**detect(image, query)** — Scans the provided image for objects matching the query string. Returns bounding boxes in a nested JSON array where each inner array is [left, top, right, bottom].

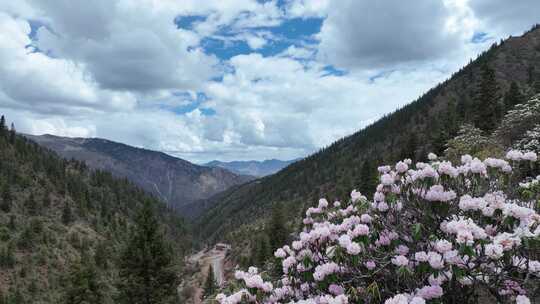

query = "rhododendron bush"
[[217, 152, 540, 304]]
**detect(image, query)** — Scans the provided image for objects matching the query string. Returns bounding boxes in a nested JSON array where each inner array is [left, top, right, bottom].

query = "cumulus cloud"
[[0, 12, 137, 115], [0, 0, 539, 163], [316, 0, 470, 70], [468, 0, 540, 37], [200, 53, 453, 157], [29, 0, 217, 91]]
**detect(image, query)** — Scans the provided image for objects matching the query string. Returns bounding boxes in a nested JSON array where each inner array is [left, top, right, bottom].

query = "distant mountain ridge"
[[25, 134, 252, 214], [204, 159, 299, 176]]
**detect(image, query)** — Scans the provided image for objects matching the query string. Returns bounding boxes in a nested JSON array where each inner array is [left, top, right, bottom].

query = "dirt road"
[[182, 244, 230, 304]]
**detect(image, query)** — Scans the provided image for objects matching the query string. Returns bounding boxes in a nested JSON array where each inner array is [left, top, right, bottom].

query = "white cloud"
[[316, 0, 470, 70], [468, 0, 540, 37], [199, 53, 454, 159], [28, 0, 217, 91], [0, 0, 539, 164], [0, 12, 137, 115]]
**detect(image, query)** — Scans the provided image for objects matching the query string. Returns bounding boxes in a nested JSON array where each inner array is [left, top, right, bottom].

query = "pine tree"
[[94, 241, 109, 269], [63, 261, 104, 304], [9, 123, 15, 145], [254, 234, 271, 267], [202, 265, 217, 298], [25, 194, 38, 216], [473, 65, 500, 131], [359, 160, 377, 197], [9, 287, 24, 304], [62, 203, 72, 225], [8, 215, 16, 230], [0, 243, 15, 268], [398, 133, 418, 162], [267, 203, 288, 252], [0, 186, 12, 213], [0, 115, 5, 134], [116, 200, 178, 304], [503, 81, 524, 111]]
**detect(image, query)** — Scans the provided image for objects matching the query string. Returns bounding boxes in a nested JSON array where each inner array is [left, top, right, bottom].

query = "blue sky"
[[1, 0, 539, 162]]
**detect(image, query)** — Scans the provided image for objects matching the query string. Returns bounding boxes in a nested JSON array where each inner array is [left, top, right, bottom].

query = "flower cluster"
[[217, 151, 540, 304]]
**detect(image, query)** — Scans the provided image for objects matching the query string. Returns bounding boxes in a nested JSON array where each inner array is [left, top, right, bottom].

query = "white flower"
[[384, 294, 409, 304], [346, 242, 361, 255], [506, 150, 524, 161], [318, 198, 329, 208], [391, 255, 409, 267], [396, 161, 409, 173], [415, 251, 428, 262], [461, 154, 473, 164], [516, 295, 531, 304], [523, 151, 537, 162], [274, 248, 287, 258], [485, 243, 504, 259], [381, 174, 394, 185]]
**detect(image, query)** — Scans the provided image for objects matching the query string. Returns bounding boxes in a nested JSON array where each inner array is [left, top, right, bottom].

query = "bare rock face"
[[25, 134, 252, 215]]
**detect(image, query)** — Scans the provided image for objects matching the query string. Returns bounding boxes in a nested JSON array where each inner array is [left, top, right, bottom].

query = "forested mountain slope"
[[25, 134, 252, 214], [0, 121, 190, 303], [197, 25, 540, 244]]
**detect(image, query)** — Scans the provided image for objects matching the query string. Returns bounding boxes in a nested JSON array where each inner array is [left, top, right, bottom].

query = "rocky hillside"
[[0, 119, 190, 303], [25, 134, 252, 215], [196, 25, 540, 243], [204, 159, 299, 177]]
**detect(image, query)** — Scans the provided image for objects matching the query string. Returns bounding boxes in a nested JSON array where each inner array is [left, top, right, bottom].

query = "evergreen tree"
[[202, 265, 217, 298], [42, 193, 51, 208], [401, 134, 418, 161], [0, 115, 5, 134], [9, 123, 15, 145], [253, 234, 271, 267], [0, 243, 15, 268], [94, 241, 108, 269], [25, 194, 38, 216], [534, 74, 540, 94], [473, 65, 500, 131], [116, 200, 178, 304], [359, 160, 377, 197], [267, 203, 288, 252], [8, 215, 16, 230], [8, 288, 24, 304], [63, 261, 104, 304], [503, 81, 524, 111], [62, 203, 72, 225], [1, 186, 12, 213]]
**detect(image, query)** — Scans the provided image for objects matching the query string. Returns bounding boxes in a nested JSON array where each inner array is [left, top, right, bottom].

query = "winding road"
[[184, 244, 230, 304]]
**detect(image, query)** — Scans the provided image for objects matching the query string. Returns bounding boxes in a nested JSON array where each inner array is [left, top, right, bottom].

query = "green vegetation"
[[196, 25, 540, 264], [203, 265, 217, 299], [0, 117, 190, 303], [116, 200, 179, 304]]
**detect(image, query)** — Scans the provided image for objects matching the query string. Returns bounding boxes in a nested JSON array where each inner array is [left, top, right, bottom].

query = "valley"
[[1, 2, 540, 303], [25, 134, 253, 215]]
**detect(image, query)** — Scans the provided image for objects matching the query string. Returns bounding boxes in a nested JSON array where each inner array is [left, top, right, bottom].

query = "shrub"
[[217, 151, 540, 304]]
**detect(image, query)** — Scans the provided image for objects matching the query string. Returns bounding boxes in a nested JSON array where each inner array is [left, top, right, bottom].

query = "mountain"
[[203, 159, 299, 177], [24, 134, 252, 215], [0, 122, 189, 303], [196, 25, 540, 244]]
